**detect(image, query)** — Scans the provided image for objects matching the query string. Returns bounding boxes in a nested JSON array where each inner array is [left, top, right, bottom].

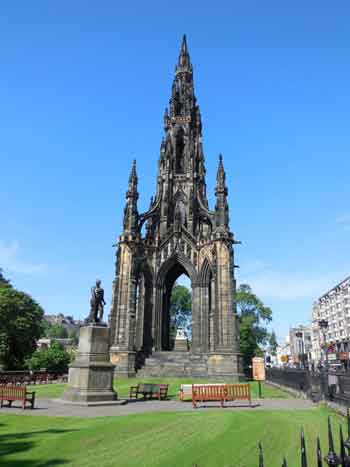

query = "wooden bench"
[[0, 385, 35, 410], [179, 383, 225, 401], [192, 383, 251, 408], [129, 383, 169, 400]]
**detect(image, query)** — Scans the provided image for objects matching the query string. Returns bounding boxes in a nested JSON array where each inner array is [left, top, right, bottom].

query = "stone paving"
[[0, 398, 315, 418]]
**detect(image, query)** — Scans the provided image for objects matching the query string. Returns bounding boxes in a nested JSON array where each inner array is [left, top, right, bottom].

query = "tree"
[[25, 340, 71, 373], [0, 276, 44, 369], [269, 330, 278, 356], [68, 328, 79, 346], [0, 268, 10, 286], [236, 284, 272, 371], [169, 284, 192, 346], [47, 323, 69, 339]]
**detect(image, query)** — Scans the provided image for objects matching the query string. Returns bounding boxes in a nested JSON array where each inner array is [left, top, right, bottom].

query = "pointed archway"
[[154, 252, 198, 351]]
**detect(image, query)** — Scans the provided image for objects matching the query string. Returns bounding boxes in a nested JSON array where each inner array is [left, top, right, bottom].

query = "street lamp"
[[319, 319, 329, 369], [295, 331, 305, 369]]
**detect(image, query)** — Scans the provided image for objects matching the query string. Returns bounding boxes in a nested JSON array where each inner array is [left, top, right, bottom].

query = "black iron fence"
[[266, 368, 350, 405], [259, 412, 350, 466]]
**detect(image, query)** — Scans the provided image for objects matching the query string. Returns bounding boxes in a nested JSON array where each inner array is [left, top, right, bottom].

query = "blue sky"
[[1, 2, 349, 341]]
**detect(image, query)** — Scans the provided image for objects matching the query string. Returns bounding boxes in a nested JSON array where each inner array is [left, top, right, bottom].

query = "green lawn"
[[0, 406, 344, 467], [28, 378, 288, 400]]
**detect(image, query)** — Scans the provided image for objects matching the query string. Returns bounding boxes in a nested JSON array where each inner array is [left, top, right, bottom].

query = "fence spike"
[[259, 442, 264, 467], [324, 417, 341, 466], [340, 424, 350, 467], [340, 425, 346, 467], [317, 436, 323, 467], [301, 428, 308, 467], [345, 408, 350, 454], [281, 456, 287, 467]]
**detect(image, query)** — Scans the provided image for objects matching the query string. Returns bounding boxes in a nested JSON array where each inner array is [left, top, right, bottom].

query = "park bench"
[[129, 383, 169, 400], [192, 383, 251, 408], [179, 383, 225, 401], [0, 385, 35, 410]]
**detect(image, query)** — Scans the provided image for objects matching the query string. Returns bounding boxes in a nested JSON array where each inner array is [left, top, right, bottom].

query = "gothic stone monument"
[[62, 281, 117, 405], [109, 36, 242, 380]]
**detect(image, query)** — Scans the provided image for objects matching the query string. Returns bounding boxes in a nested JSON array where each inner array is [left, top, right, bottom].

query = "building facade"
[[108, 36, 242, 379], [289, 325, 312, 367], [311, 276, 350, 366]]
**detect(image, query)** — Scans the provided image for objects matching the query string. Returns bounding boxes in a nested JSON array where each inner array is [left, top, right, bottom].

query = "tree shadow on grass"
[[0, 426, 78, 467]]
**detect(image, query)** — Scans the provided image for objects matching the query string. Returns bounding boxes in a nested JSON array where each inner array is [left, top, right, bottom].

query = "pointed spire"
[[215, 154, 228, 195], [301, 428, 308, 467], [123, 159, 139, 234], [215, 154, 229, 229], [128, 159, 138, 191], [325, 417, 340, 466], [258, 442, 264, 467], [177, 34, 191, 70], [317, 437, 323, 467], [340, 425, 346, 467], [345, 408, 350, 454]]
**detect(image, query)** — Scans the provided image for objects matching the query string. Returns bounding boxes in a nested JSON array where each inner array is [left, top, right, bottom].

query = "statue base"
[[61, 324, 118, 405], [174, 338, 188, 352]]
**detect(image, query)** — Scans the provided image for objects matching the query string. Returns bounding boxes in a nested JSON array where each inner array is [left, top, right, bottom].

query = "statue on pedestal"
[[88, 279, 106, 324]]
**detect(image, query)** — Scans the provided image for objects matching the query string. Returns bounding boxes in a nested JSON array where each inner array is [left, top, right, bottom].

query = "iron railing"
[[259, 410, 350, 466]]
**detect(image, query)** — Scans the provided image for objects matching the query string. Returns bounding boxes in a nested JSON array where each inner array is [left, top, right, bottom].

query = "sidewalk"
[[0, 397, 315, 418]]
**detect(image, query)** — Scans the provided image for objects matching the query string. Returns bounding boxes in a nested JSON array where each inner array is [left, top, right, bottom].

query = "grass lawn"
[[27, 378, 288, 400], [0, 406, 344, 467]]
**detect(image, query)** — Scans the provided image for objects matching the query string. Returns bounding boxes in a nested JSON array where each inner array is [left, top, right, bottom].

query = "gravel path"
[[0, 398, 315, 418]]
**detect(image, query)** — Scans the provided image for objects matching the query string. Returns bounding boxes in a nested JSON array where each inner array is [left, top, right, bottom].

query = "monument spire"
[[177, 34, 191, 70], [215, 154, 229, 228], [123, 159, 139, 234]]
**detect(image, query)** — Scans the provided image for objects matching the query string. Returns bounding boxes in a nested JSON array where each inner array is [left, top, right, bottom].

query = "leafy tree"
[[68, 328, 79, 346], [0, 268, 10, 286], [0, 278, 44, 369], [236, 284, 272, 371], [169, 284, 192, 346], [47, 323, 69, 339], [269, 330, 278, 356], [40, 318, 52, 338], [26, 340, 71, 373]]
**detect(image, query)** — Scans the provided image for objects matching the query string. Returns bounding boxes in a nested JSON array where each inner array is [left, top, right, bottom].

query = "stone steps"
[[137, 351, 195, 377]]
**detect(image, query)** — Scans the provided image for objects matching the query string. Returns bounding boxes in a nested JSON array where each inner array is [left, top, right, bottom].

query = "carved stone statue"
[[88, 279, 106, 324]]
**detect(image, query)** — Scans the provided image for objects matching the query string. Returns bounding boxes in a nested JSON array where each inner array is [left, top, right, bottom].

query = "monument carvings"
[[109, 36, 242, 379]]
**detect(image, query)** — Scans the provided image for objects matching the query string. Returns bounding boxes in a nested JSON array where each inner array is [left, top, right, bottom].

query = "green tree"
[[68, 328, 79, 346], [26, 340, 71, 373], [269, 330, 278, 356], [0, 268, 10, 286], [0, 275, 44, 369], [40, 318, 52, 338], [236, 284, 272, 371], [169, 284, 192, 346], [47, 323, 69, 339]]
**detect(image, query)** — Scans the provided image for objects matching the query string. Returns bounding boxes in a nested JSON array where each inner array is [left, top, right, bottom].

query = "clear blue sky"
[[1, 2, 349, 341]]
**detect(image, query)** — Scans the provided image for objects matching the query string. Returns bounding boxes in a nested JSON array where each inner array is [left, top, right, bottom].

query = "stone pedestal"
[[207, 352, 244, 381], [62, 324, 117, 405], [174, 338, 188, 352], [173, 328, 188, 352]]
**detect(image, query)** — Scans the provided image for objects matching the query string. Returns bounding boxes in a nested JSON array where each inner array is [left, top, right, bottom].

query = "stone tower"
[[109, 36, 242, 379]]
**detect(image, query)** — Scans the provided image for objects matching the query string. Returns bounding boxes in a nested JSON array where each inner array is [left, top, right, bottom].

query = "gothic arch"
[[199, 257, 213, 286], [156, 251, 198, 288]]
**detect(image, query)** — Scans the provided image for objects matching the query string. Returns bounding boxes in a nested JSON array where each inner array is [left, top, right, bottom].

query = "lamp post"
[[319, 319, 329, 369], [296, 331, 305, 369]]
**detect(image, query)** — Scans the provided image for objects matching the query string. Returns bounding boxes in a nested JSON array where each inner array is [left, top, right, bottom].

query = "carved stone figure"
[[88, 279, 106, 323]]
